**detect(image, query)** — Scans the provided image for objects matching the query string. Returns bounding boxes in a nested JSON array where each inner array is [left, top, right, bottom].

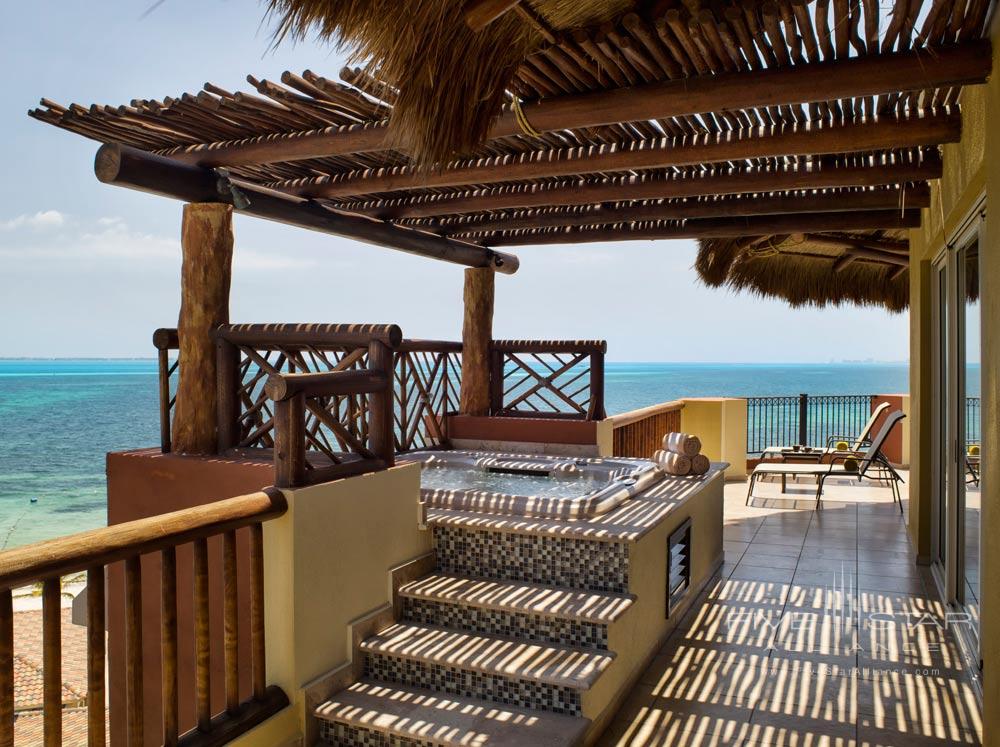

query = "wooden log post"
[[460, 268, 495, 416], [172, 203, 234, 454]]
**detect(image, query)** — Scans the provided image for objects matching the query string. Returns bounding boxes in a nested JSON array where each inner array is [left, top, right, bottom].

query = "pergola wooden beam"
[[438, 186, 929, 235], [464, 0, 522, 30], [833, 247, 910, 271], [485, 209, 922, 245], [286, 113, 960, 198], [162, 41, 991, 168], [93, 144, 519, 274], [375, 155, 942, 219], [801, 232, 910, 255]]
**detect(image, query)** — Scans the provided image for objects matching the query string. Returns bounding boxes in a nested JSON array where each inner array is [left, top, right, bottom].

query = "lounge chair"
[[759, 401, 891, 461], [747, 410, 906, 512]]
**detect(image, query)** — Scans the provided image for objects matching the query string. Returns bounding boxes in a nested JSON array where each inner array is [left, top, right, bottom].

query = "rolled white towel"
[[662, 432, 702, 457], [690, 453, 711, 476], [652, 449, 692, 476]]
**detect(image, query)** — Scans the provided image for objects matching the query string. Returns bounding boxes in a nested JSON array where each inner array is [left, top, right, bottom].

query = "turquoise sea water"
[[0, 359, 911, 548]]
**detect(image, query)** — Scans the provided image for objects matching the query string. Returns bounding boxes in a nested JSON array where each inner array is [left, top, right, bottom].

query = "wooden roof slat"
[[354, 152, 942, 219], [279, 112, 960, 199]]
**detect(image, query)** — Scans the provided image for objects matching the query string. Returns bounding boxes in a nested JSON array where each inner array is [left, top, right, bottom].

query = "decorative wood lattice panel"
[[394, 347, 462, 452]]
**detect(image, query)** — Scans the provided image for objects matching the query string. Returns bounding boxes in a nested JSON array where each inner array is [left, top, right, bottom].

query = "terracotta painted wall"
[[105, 450, 274, 746]]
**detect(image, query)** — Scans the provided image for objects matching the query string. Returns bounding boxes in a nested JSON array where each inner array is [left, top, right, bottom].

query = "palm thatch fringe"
[[695, 238, 910, 312], [265, 0, 630, 165]]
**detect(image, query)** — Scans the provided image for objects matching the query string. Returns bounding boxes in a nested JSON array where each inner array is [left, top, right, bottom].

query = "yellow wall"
[[232, 462, 430, 746], [908, 18, 997, 742], [679, 397, 748, 479]]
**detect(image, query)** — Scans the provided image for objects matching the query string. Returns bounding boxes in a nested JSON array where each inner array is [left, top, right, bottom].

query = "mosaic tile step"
[[399, 574, 635, 625], [360, 623, 614, 692], [433, 526, 629, 594], [316, 679, 589, 747]]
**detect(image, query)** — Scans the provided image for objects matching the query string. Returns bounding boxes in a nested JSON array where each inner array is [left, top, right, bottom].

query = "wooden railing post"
[[588, 349, 606, 420], [0, 589, 11, 747], [368, 340, 395, 466], [273, 393, 306, 488], [489, 346, 503, 415]]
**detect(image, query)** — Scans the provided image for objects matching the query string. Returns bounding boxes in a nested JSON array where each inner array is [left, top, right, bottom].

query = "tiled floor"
[[600, 472, 983, 746]]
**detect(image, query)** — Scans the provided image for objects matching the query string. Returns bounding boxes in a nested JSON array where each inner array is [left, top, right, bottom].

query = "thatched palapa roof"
[[27, 0, 996, 309], [696, 231, 911, 312]]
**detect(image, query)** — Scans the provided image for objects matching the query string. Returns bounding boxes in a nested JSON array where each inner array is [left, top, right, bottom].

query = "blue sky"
[[0, 1, 909, 362]]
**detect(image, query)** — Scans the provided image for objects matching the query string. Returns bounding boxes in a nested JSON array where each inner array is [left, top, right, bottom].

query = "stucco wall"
[[908, 17, 997, 742], [680, 398, 748, 479], [252, 462, 431, 744]]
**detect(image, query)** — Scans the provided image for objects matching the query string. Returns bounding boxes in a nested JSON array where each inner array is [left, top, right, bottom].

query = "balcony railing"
[[0, 489, 289, 746], [746, 394, 876, 454], [608, 400, 685, 458], [155, 328, 607, 461], [489, 340, 606, 420]]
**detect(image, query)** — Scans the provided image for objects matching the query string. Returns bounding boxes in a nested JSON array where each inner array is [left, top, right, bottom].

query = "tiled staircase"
[[314, 514, 637, 746]]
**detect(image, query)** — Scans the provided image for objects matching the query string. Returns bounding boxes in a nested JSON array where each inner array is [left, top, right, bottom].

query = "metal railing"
[[966, 396, 981, 444], [746, 394, 876, 454]]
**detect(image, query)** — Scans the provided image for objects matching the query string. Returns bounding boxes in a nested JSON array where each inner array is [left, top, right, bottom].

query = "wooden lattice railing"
[[395, 340, 462, 452], [0, 489, 288, 746], [489, 340, 606, 420], [609, 400, 686, 458]]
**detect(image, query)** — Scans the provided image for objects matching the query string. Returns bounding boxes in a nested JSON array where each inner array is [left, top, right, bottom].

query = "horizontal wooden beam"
[[442, 186, 929, 235], [833, 247, 910, 271], [485, 209, 922, 245], [801, 232, 910, 255], [464, 0, 522, 30], [288, 113, 959, 198], [377, 156, 942, 219], [93, 144, 519, 274], [162, 41, 990, 168]]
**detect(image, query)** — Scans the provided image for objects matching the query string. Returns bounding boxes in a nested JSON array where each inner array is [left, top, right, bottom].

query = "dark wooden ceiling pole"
[[378, 156, 943, 219], [464, 0, 523, 30], [93, 143, 519, 274], [163, 41, 990, 168], [438, 186, 929, 234], [289, 113, 960, 198], [484, 209, 922, 245]]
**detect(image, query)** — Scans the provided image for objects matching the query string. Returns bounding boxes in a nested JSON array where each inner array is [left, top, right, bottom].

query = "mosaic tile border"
[[365, 652, 582, 716], [433, 526, 629, 594], [402, 598, 608, 649], [320, 720, 434, 747]]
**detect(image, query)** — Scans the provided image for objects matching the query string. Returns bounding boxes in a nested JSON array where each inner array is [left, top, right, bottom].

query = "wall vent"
[[667, 518, 692, 618]]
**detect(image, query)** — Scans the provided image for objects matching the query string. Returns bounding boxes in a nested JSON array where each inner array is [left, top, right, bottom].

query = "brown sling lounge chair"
[[747, 410, 906, 512]]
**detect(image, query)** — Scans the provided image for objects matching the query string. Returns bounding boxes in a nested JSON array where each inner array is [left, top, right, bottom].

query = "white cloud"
[[0, 216, 318, 271], [1, 210, 65, 230]]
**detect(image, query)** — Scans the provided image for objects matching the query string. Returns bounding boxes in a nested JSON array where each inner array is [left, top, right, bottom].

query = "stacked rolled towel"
[[653, 432, 712, 476]]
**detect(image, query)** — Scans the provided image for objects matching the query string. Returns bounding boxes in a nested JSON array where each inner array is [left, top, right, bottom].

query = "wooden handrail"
[[0, 489, 285, 590], [608, 400, 686, 429], [0, 488, 289, 746], [265, 369, 389, 401], [216, 322, 403, 348], [491, 339, 607, 354]]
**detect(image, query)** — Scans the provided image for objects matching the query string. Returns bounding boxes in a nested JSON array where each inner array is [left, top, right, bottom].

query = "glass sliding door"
[[930, 223, 983, 668], [931, 254, 956, 592], [958, 241, 981, 649]]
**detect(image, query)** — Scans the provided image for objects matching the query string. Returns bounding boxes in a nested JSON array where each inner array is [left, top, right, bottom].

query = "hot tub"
[[408, 450, 664, 520]]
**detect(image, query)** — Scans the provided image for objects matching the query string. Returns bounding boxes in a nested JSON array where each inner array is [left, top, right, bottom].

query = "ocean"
[[0, 359, 911, 548]]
